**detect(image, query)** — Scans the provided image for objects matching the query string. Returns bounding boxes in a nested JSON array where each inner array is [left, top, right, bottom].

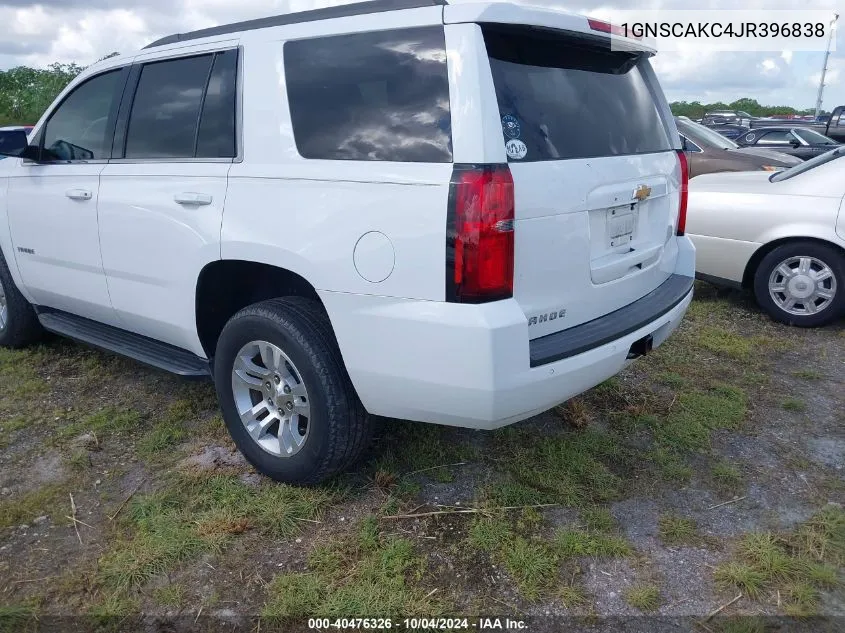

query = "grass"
[[781, 398, 806, 412], [57, 407, 143, 440], [0, 483, 67, 529], [657, 513, 699, 545], [694, 327, 753, 361], [713, 506, 844, 614], [711, 460, 744, 493], [488, 427, 627, 507], [555, 529, 632, 558], [137, 400, 194, 456], [559, 584, 588, 609], [501, 537, 559, 601], [624, 583, 661, 611], [792, 369, 823, 380], [262, 516, 441, 619], [97, 473, 337, 591], [467, 517, 513, 553], [0, 604, 37, 633], [369, 421, 477, 486], [153, 584, 188, 608]]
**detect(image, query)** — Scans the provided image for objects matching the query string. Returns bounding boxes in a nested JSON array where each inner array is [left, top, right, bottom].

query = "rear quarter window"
[[284, 26, 452, 163], [483, 26, 671, 162]]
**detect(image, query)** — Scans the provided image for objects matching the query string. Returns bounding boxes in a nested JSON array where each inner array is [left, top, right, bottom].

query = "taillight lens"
[[446, 165, 515, 303], [676, 149, 689, 236]]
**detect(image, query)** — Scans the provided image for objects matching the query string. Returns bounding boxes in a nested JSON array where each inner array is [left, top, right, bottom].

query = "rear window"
[[483, 26, 671, 162], [284, 26, 452, 163]]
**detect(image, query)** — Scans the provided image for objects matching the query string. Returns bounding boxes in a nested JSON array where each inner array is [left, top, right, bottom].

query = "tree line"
[[0, 54, 117, 126], [0, 60, 828, 126]]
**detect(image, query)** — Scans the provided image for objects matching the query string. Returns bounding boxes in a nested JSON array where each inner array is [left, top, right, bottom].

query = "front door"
[[6, 67, 128, 324]]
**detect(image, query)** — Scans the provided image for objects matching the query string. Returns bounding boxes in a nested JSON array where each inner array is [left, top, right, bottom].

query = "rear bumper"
[[320, 240, 695, 430], [529, 274, 694, 367]]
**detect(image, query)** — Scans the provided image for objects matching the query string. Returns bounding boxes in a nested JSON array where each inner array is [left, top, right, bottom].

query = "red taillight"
[[447, 165, 515, 303], [676, 149, 689, 236]]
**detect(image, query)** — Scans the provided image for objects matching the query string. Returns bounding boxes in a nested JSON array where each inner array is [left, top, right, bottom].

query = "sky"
[[0, 0, 842, 110]]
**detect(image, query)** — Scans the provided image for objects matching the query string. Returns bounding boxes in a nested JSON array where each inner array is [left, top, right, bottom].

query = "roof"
[[144, 0, 447, 49]]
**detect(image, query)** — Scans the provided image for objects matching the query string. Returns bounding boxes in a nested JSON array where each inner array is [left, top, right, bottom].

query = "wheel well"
[[196, 261, 323, 358], [742, 237, 845, 289]]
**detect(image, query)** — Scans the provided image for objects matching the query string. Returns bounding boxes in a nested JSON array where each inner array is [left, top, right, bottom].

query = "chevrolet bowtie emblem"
[[633, 184, 652, 202]]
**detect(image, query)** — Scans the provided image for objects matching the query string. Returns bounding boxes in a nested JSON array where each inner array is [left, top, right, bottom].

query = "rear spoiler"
[[443, 2, 657, 54]]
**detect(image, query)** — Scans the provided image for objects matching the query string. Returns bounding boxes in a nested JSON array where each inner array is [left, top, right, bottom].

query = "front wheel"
[[0, 247, 43, 348], [214, 297, 370, 484], [753, 241, 845, 327]]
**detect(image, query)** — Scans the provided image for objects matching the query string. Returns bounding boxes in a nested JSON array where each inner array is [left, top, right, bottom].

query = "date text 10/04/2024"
[[307, 618, 528, 630]]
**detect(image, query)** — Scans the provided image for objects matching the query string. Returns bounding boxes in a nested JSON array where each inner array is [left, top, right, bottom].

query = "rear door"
[[468, 22, 682, 339], [98, 47, 238, 352]]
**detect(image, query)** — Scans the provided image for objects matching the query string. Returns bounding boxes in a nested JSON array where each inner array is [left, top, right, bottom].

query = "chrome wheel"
[[0, 276, 7, 332], [768, 255, 837, 316], [231, 340, 311, 457]]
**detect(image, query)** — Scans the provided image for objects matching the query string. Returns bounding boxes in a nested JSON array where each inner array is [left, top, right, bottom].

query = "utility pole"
[[815, 13, 839, 119]]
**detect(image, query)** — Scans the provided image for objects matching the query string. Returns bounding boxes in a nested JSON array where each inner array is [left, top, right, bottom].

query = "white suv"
[[0, 0, 694, 483]]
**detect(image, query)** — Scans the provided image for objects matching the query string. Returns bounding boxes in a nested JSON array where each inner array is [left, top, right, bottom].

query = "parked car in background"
[[0, 0, 694, 484], [704, 110, 755, 127], [700, 117, 750, 140], [676, 117, 800, 177], [736, 127, 840, 160], [0, 126, 32, 158], [687, 146, 845, 327], [749, 106, 845, 143]]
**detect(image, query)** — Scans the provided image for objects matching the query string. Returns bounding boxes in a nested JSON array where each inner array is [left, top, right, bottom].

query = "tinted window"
[[676, 119, 737, 150], [757, 131, 794, 145], [43, 70, 121, 161], [196, 50, 238, 158], [284, 27, 452, 162], [794, 128, 837, 145], [125, 55, 213, 158], [484, 26, 671, 162]]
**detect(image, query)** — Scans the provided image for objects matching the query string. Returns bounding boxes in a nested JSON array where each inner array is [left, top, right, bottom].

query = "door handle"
[[65, 189, 92, 201], [174, 192, 213, 206]]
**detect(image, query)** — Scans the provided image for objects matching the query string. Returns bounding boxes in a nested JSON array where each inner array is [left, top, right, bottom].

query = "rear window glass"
[[483, 26, 671, 162], [284, 26, 452, 163]]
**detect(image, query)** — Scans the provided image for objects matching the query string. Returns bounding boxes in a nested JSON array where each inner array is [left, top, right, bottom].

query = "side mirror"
[[789, 138, 801, 148], [0, 131, 43, 162], [679, 136, 689, 151]]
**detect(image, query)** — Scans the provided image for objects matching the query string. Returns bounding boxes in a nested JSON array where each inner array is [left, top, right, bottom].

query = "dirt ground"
[[0, 283, 843, 633]]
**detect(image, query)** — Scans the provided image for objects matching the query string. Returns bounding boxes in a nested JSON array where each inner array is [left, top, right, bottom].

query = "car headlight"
[[761, 165, 781, 171]]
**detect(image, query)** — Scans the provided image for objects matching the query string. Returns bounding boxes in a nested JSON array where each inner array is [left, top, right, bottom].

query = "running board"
[[37, 310, 212, 378]]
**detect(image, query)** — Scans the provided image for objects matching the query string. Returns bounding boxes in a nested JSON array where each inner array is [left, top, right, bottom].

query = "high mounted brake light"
[[587, 18, 642, 40], [446, 165, 515, 303]]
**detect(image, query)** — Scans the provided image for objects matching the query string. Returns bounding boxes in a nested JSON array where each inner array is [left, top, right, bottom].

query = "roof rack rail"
[[143, 0, 448, 49]]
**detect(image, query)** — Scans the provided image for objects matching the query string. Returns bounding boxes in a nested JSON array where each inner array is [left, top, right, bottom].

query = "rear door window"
[[483, 26, 671, 162], [284, 26, 452, 162]]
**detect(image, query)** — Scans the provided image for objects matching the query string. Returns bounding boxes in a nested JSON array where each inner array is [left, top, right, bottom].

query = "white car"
[[687, 146, 845, 327], [0, 0, 694, 483]]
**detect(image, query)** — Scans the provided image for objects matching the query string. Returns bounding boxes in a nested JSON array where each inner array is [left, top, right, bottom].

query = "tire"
[[0, 246, 43, 348], [213, 297, 369, 484], [753, 241, 845, 328]]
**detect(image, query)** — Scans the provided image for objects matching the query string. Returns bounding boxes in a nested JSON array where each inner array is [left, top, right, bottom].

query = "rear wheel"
[[753, 241, 845, 327], [0, 247, 43, 348], [214, 297, 369, 484]]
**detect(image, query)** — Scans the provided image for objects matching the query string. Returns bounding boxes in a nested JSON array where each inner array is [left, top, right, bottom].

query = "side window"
[[284, 27, 452, 162], [42, 70, 122, 161], [125, 55, 213, 158], [196, 50, 238, 158], [757, 131, 792, 145]]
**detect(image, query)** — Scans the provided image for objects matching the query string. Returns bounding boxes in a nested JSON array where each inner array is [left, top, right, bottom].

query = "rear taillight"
[[676, 149, 689, 236], [446, 165, 515, 303]]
